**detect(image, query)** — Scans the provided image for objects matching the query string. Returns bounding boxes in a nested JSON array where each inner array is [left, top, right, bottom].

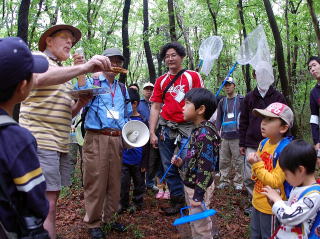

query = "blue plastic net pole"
[[159, 136, 191, 183]]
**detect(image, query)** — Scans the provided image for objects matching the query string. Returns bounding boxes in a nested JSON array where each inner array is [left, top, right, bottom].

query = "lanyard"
[[106, 81, 117, 107], [222, 96, 237, 123]]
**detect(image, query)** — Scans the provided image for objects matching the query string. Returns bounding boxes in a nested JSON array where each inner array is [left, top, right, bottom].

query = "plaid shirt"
[[183, 121, 220, 202]]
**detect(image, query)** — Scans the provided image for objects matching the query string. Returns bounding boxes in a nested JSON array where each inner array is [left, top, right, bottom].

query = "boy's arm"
[[272, 191, 320, 225], [215, 100, 223, 132], [193, 129, 218, 202], [10, 142, 49, 219], [252, 160, 286, 189]]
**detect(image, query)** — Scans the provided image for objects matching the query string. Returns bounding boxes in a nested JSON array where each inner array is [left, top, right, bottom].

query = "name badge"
[[175, 90, 185, 103], [227, 113, 235, 119], [107, 110, 119, 119]]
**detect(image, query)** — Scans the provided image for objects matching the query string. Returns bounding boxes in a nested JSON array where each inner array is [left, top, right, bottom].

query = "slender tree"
[[29, 0, 44, 46], [306, 0, 320, 54], [168, 0, 177, 42], [119, 0, 131, 83], [237, 0, 251, 92], [175, 5, 194, 70], [206, 0, 221, 81], [15, 0, 31, 122], [262, 0, 297, 136], [17, 0, 30, 43], [143, 0, 156, 83]]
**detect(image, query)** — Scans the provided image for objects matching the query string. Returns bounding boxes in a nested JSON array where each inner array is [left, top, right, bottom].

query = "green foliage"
[[1, 0, 319, 138]]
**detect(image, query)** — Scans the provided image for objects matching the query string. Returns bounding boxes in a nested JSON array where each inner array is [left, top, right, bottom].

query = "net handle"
[[215, 62, 238, 97]]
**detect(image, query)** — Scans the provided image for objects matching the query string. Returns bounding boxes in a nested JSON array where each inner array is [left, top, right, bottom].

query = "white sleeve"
[[310, 115, 319, 125], [272, 192, 320, 226]]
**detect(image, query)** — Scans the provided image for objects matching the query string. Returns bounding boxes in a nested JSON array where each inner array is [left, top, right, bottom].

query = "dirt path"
[[56, 178, 250, 239]]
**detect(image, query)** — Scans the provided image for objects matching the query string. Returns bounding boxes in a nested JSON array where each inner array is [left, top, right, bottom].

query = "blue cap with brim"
[[0, 37, 49, 90]]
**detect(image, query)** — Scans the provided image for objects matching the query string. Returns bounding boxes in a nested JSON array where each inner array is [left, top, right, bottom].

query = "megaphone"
[[122, 120, 150, 148]]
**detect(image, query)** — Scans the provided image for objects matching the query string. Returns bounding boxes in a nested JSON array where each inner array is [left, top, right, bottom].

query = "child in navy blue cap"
[[0, 37, 50, 238]]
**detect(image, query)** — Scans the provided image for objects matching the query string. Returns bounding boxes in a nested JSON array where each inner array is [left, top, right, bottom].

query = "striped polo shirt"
[[19, 52, 73, 153]]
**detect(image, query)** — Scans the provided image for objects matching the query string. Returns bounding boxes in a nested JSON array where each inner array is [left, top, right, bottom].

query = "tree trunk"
[[156, 28, 163, 77], [143, 0, 156, 83], [285, 0, 292, 86], [206, 0, 221, 81], [2, 0, 5, 20], [290, 0, 302, 85], [15, 0, 31, 122], [206, 0, 219, 35], [45, 2, 59, 26], [17, 0, 30, 43], [306, 0, 320, 54], [29, 0, 44, 46], [119, 0, 131, 84], [262, 0, 297, 136], [168, 0, 177, 42], [237, 0, 251, 92], [175, 6, 194, 70], [87, 0, 93, 39]]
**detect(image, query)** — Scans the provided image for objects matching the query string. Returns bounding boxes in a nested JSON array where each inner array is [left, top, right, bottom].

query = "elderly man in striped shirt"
[[19, 24, 112, 239]]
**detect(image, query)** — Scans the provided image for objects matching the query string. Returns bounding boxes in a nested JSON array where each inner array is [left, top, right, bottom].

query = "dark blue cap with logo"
[[0, 37, 49, 90]]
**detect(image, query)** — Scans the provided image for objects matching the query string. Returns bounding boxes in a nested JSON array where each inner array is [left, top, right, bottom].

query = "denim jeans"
[[158, 126, 188, 197]]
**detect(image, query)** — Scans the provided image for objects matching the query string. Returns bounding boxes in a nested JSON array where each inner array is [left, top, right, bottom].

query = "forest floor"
[[56, 164, 251, 239]]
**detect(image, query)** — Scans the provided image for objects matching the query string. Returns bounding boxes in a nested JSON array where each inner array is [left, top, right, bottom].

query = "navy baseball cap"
[[0, 37, 49, 90]]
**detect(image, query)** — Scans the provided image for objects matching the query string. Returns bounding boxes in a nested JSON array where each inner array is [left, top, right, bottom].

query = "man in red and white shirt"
[[149, 42, 203, 215]]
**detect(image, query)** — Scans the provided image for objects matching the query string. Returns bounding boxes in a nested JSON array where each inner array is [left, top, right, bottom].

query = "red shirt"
[[150, 70, 203, 123]]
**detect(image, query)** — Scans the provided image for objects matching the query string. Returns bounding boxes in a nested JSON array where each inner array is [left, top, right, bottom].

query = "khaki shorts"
[[38, 148, 73, 191]]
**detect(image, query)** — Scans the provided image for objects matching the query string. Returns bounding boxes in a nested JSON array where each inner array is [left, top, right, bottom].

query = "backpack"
[[259, 136, 293, 198], [77, 79, 129, 137], [0, 115, 49, 238], [297, 185, 320, 239]]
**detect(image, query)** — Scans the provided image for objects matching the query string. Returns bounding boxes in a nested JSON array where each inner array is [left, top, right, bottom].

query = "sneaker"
[[156, 190, 164, 199], [234, 184, 243, 191], [88, 227, 105, 239], [162, 191, 170, 200], [110, 222, 126, 232], [244, 206, 253, 216], [147, 185, 159, 192], [217, 182, 229, 189]]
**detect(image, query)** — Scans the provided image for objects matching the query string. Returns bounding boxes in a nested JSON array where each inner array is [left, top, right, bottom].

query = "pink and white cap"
[[253, 102, 294, 128]]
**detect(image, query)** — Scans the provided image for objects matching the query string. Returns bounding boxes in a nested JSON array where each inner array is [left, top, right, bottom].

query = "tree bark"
[[168, 0, 177, 42], [175, 6, 194, 70], [15, 0, 31, 122], [262, 0, 297, 136], [45, 2, 59, 26], [119, 0, 131, 84], [206, 0, 219, 35], [87, 0, 104, 40], [206, 0, 221, 81], [143, 0, 156, 83], [156, 28, 163, 77], [17, 0, 30, 43], [237, 0, 251, 92], [306, 0, 320, 54], [29, 0, 44, 46]]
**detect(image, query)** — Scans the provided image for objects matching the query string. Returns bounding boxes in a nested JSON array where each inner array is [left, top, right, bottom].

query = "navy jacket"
[[310, 84, 320, 144], [0, 109, 48, 233], [239, 86, 286, 149]]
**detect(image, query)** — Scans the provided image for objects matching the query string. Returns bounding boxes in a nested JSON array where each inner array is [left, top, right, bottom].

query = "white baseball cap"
[[143, 82, 154, 89]]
